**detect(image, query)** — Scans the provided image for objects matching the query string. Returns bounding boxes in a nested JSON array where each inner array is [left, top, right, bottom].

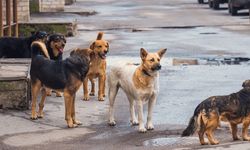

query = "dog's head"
[[140, 48, 167, 74], [89, 32, 109, 59], [48, 34, 66, 54], [30, 31, 48, 43], [242, 80, 250, 89], [70, 48, 94, 63]]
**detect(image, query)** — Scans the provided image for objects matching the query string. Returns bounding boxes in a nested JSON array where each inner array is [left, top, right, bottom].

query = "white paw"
[[146, 123, 154, 130], [108, 120, 116, 126], [130, 120, 139, 126], [139, 127, 147, 133]]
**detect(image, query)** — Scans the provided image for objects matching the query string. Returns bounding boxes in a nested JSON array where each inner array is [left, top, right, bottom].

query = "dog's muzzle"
[[152, 64, 161, 71]]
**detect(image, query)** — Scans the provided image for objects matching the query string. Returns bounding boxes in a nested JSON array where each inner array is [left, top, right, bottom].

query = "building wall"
[[39, 0, 65, 12], [2, 0, 30, 22]]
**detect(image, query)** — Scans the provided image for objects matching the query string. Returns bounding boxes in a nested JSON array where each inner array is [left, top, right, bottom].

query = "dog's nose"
[[62, 43, 65, 47], [156, 64, 161, 70], [104, 50, 108, 54]]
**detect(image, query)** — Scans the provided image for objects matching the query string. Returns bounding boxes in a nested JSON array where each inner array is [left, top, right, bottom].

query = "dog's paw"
[[56, 93, 62, 97], [210, 140, 219, 145], [68, 124, 78, 128], [138, 127, 147, 133], [146, 124, 154, 130], [46, 91, 52, 96], [130, 120, 139, 126], [201, 142, 209, 145], [82, 96, 90, 101], [73, 120, 82, 125], [30, 114, 38, 120], [98, 97, 105, 101], [108, 121, 116, 126], [89, 92, 95, 96], [37, 112, 44, 118], [243, 136, 250, 141]]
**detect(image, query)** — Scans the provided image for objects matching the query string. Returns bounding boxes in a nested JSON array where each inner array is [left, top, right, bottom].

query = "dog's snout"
[[62, 43, 65, 47], [104, 50, 108, 54], [156, 64, 161, 70]]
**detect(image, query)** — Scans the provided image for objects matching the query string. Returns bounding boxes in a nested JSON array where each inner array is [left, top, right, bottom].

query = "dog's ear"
[[140, 48, 148, 61], [90, 42, 95, 50], [157, 48, 167, 58], [242, 80, 250, 88], [107, 42, 109, 51]]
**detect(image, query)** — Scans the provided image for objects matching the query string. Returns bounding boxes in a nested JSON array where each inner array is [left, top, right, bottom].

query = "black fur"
[[30, 42, 89, 90], [0, 31, 47, 58], [182, 86, 250, 137]]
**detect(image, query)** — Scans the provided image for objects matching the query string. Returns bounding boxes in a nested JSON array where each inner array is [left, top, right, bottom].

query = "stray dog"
[[45, 33, 67, 97], [182, 80, 250, 145], [83, 32, 109, 101], [108, 48, 167, 132], [30, 41, 90, 128], [0, 31, 47, 58]]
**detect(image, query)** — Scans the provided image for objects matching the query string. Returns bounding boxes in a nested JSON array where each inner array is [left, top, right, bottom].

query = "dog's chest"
[[88, 59, 106, 76]]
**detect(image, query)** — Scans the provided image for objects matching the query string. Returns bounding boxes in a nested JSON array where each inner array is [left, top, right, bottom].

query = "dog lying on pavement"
[[30, 41, 90, 128], [82, 32, 109, 101], [182, 80, 250, 145], [108, 48, 167, 132]]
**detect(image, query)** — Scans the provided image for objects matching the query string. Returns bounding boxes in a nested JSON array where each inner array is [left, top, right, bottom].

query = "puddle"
[[143, 136, 198, 147]]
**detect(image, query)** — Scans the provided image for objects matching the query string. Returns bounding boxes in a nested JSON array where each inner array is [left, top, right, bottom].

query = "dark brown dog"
[[182, 80, 250, 145], [30, 41, 90, 128], [82, 32, 109, 101]]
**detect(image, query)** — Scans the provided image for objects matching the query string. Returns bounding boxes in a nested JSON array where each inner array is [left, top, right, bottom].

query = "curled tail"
[[96, 32, 104, 40], [31, 41, 50, 59]]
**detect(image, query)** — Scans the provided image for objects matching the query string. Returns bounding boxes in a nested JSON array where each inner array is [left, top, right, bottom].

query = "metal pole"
[[6, 0, 11, 36], [0, 0, 3, 37], [13, 0, 18, 37]]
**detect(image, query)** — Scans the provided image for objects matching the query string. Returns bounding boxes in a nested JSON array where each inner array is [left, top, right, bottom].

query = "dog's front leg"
[[146, 94, 156, 130], [71, 94, 82, 126], [83, 78, 89, 101], [98, 74, 105, 101], [64, 91, 76, 128], [242, 117, 250, 141], [137, 100, 147, 133]]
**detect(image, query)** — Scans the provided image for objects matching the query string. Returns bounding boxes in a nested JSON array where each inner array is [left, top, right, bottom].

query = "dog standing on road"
[[83, 32, 109, 101], [30, 41, 90, 128], [182, 80, 250, 145], [108, 48, 167, 132]]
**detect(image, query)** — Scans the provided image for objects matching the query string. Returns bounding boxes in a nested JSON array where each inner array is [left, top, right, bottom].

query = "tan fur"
[[82, 32, 109, 101], [30, 47, 90, 128], [31, 41, 50, 59], [108, 48, 167, 132]]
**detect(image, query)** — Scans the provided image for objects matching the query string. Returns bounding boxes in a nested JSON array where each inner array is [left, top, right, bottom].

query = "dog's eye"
[[150, 58, 154, 62], [157, 58, 160, 62], [98, 46, 102, 48]]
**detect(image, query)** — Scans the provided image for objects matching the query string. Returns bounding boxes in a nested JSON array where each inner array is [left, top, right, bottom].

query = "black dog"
[[30, 41, 90, 128], [0, 31, 47, 58]]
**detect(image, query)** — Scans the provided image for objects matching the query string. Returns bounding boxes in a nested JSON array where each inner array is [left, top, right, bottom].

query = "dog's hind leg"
[[89, 78, 95, 96], [31, 80, 42, 120], [128, 97, 138, 126], [37, 87, 47, 118], [242, 116, 250, 141], [146, 94, 156, 130], [229, 122, 240, 140], [205, 115, 220, 145], [198, 115, 208, 145], [108, 82, 119, 126]]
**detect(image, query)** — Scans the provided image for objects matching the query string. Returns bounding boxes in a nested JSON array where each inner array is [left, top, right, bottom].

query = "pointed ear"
[[157, 48, 167, 58], [90, 42, 95, 50], [140, 48, 148, 61]]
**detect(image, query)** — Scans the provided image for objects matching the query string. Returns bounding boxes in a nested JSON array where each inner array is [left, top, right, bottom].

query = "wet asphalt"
[[1, 0, 250, 149]]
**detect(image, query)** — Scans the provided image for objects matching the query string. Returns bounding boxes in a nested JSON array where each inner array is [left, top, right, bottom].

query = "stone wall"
[[2, 0, 30, 23], [39, 0, 65, 12]]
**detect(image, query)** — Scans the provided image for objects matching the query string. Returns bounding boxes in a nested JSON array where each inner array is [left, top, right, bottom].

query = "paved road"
[[1, 0, 250, 149]]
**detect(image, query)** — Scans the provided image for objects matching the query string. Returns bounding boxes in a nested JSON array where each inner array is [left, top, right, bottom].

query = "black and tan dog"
[[0, 31, 47, 58], [45, 33, 67, 97], [182, 80, 250, 145], [30, 41, 90, 128]]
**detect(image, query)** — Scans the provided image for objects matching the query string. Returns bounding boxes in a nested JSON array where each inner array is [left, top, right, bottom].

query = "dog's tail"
[[96, 32, 104, 40], [31, 41, 50, 59], [181, 104, 202, 137]]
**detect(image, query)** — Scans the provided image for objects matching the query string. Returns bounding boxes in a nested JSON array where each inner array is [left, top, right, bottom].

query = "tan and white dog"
[[108, 48, 167, 132]]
